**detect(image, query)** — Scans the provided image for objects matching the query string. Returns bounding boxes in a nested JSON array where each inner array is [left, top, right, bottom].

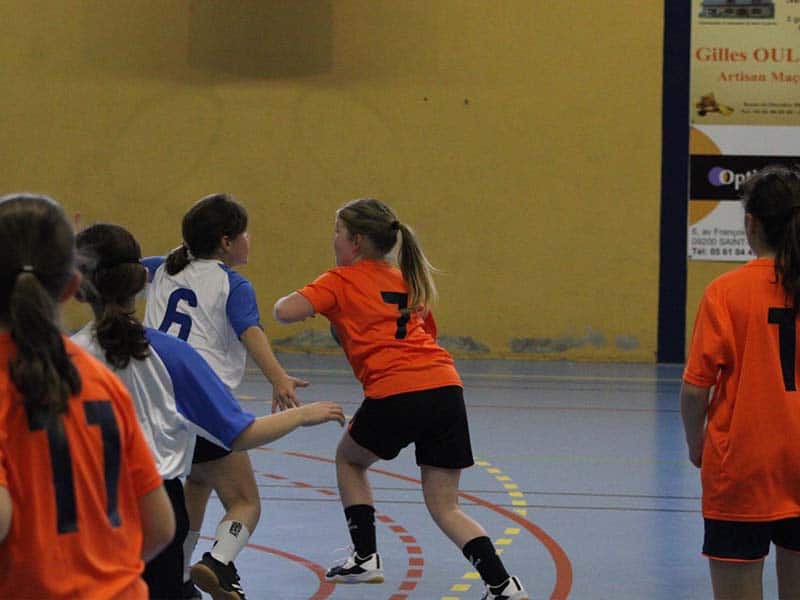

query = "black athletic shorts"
[[143, 478, 189, 599], [703, 517, 800, 561], [192, 436, 231, 464], [348, 385, 474, 469]]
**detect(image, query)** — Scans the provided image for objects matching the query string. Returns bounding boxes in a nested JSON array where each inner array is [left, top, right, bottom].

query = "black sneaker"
[[190, 552, 247, 600], [182, 579, 202, 599], [325, 551, 384, 583]]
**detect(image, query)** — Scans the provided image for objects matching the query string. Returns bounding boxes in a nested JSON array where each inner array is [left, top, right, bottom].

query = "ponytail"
[[0, 194, 80, 416], [396, 223, 438, 311], [165, 244, 192, 276], [9, 272, 80, 415], [775, 213, 800, 315], [337, 198, 438, 311], [75, 223, 150, 369], [742, 164, 800, 314], [95, 303, 149, 369]]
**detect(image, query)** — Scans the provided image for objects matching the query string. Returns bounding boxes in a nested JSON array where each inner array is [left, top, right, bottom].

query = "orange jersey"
[[0, 333, 163, 599], [298, 260, 462, 398], [684, 258, 800, 521]]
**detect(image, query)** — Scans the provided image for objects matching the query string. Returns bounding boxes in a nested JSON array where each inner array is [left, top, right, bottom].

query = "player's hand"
[[300, 402, 345, 427], [271, 375, 309, 412], [689, 444, 703, 468]]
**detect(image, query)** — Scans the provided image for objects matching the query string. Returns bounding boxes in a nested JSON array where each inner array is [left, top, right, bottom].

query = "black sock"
[[462, 536, 510, 588], [344, 504, 376, 557]]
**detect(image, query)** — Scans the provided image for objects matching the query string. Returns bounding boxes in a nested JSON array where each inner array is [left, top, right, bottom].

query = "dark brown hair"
[[742, 164, 800, 313], [0, 194, 80, 415], [165, 193, 248, 275], [76, 223, 150, 369]]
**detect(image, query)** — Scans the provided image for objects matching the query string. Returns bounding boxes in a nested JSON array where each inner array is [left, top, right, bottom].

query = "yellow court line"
[[443, 457, 528, 598]]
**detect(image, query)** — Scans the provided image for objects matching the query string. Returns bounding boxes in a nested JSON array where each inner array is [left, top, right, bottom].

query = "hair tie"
[[390, 220, 400, 231], [184, 245, 195, 261]]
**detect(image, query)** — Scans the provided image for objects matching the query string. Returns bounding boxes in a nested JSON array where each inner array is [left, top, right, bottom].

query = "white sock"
[[210, 521, 251, 565], [183, 529, 201, 582]]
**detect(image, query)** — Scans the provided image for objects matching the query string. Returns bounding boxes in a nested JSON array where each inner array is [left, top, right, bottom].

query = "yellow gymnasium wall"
[[0, 1, 664, 361]]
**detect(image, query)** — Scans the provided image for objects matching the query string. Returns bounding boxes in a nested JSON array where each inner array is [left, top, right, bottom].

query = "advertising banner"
[[689, 0, 800, 261]]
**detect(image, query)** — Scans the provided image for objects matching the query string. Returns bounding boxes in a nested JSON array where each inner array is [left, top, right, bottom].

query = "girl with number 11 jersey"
[[0, 194, 174, 600]]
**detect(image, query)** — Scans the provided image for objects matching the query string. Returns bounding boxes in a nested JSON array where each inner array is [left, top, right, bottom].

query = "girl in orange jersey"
[[682, 165, 800, 600], [0, 194, 175, 599], [274, 198, 528, 600]]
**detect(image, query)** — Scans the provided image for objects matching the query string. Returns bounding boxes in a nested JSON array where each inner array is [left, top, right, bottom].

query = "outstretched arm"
[[230, 401, 345, 451], [240, 325, 308, 411], [273, 292, 315, 324]]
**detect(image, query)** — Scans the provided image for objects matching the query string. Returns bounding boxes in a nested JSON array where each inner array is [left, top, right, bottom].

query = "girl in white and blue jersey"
[[73, 223, 343, 600], [141, 194, 307, 599]]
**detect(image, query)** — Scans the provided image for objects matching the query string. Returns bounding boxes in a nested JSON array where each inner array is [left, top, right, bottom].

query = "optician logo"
[[691, 155, 800, 200], [707, 166, 759, 190]]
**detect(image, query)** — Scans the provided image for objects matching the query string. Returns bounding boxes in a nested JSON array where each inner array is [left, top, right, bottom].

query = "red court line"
[[199, 535, 335, 600], [374, 513, 424, 598], [260, 473, 426, 599], [282, 450, 574, 600]]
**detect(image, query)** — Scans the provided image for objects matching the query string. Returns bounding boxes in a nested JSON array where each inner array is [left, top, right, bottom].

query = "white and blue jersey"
[[142, 257, 261, 389], [72, 323, 255, 480]]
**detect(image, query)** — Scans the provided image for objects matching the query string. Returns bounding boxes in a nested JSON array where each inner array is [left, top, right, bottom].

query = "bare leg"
[[335, 432, 379, 508], [184, 474, 213, 532], [187, 451, 261, 534], [420, 465, 487, 548], [776, 546, 800, 599], [709, 558, 764, 600]]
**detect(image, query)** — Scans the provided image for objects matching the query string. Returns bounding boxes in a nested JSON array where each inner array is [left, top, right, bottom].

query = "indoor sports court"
[[3, 1, 796, 599], [207, 352, 720, 600]]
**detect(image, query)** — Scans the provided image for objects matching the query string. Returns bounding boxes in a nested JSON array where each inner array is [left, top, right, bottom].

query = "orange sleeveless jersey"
[[0, 334, 163, 599], [684, 258, 800, 521], [298, 260, 462, 399]]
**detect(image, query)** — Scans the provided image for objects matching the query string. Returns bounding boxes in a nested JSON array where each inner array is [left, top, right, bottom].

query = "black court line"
[[255, 483, 700, 501]]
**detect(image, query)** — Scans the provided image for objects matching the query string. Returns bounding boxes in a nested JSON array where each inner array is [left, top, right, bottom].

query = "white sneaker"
[[325, 551, 384, 584], [481, 575, 529, 600]]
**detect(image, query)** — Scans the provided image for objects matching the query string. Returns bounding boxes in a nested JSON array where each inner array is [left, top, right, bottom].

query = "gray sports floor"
[[190, 353, 751, 599]]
